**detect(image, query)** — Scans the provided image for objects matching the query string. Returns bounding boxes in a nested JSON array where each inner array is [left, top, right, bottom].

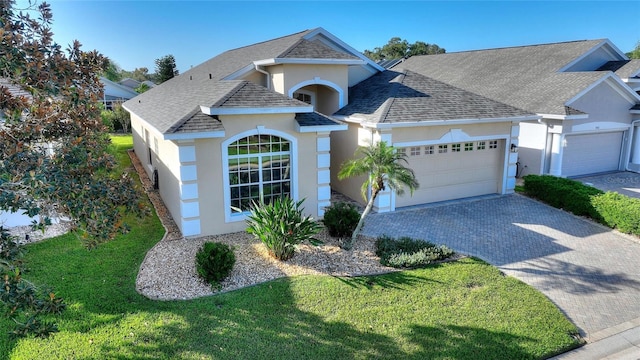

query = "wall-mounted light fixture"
[[510, 143, 518, 153]]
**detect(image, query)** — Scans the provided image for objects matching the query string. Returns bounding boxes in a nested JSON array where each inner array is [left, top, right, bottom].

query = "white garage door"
[[562, 132, 623, 177], [396, 140, 504, 208]]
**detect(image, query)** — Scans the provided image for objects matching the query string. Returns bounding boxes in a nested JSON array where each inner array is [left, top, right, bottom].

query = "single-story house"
[[101, 77, 139, 109], [122, 28, 534, 237], [123, 28, 639, 238], [396, 40, 640, 177]]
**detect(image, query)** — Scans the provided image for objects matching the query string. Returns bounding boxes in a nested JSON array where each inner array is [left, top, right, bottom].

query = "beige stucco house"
[[123, 28, 640, 238]]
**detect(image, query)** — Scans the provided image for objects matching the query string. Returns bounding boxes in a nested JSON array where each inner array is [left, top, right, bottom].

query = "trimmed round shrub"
[[322, 201, 361, 237], [195, 242, 236, 286]]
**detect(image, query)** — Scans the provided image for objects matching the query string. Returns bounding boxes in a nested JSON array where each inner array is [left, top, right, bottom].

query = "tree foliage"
[[154, 54, 178, 83], [103, 59, 122, 82], [338, 141, 419, 248], [0, 0, 146, 247], [627, 41, 640, 59], [364, 37, 445, 61]]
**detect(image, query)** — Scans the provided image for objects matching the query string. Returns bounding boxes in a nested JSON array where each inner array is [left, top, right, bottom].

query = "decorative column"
[[505, 123, 520, 193], [632, 124, 640, 165], [548, 133, 564, 176], [373, 131, 394, 213], [316, 132, 332, 217], [178, 141, 201, 237]]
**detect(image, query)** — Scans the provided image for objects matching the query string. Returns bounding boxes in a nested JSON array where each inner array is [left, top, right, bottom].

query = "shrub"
[[591, 192, 640, 235], [246, 197, 322, 261], [195, 242, 236, 287], [375, 235, 455, 268], [322, 201, 360, 238], [523, 175, 603, 219]]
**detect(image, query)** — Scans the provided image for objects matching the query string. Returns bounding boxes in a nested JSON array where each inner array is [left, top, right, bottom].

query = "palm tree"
[[338, 141, 419, 248]]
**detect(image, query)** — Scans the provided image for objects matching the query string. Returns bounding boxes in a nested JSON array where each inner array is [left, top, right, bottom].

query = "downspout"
[[625, 119, 640, 172], [254, 64, 270, 90]]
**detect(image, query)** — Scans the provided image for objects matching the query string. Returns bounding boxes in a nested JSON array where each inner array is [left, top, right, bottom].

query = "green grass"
[[0, 136, 580, 359]]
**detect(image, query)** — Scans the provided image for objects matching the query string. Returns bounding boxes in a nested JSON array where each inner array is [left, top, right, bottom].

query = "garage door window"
[[425, 145, 434, 155], [438, 144, 448, 153], [477, 141, 486, 150], [489, 140, 498, 149], [452, 144, 461, 152], [410, 147, 421, 156], [464, 143, 474, 151]]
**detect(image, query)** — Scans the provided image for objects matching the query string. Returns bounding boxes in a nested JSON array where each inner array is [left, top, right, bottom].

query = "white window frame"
[[410, 146, 421, 156], [477, 141, 486, 150], [221, 128, 298, 223], [451, 143, 461, 152], [489, 140, 498, 149], [425, 145, 434, 155], [464, 142, 474, 151], [438, 144, 448, 153], [292, 89, 316, 107]]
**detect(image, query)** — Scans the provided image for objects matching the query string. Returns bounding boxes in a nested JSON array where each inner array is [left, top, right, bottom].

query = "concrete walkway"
[[362, 194, 640, 358], [575, 171, 640, 199]]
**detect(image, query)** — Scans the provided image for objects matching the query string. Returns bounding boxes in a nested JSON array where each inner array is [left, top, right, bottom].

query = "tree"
[[338, 141, 419, 248], [0, 0, 146, 247], [154, 54, 178, 83], [627, 41, 640, 59], [364, 37, 446, 61], [103, 59, 122, 82], [134, 82, 150, 93], [121, 67, 152, 82]]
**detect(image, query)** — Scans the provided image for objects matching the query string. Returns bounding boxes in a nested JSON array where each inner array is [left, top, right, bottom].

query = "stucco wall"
[[195, 113, 322, 236], [330, 123, 368, 205], [568, 81, 634, 130], [518, 121, 547, 176]]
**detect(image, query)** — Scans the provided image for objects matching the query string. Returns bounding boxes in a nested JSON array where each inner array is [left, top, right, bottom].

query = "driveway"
[[362, 194, 640, 341], [575, 171, 640, 199]]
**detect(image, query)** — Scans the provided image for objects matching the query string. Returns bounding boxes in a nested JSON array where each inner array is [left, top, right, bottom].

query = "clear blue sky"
[[22, 1, 640, 73]]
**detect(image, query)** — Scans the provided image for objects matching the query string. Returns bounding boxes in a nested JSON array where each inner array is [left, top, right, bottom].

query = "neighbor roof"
[[397, 39, 621, 115], [336, 70, 535, 124], [598, 60, 640, 78]]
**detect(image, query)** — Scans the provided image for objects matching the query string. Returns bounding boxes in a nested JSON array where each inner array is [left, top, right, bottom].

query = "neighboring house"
[[396, 40, 640, 177], [123, 27, 540, 238], [101, 77, 139, 109]]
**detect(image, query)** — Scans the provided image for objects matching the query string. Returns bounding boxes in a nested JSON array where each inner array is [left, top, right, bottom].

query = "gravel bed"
[[129, 150, 397, 301]]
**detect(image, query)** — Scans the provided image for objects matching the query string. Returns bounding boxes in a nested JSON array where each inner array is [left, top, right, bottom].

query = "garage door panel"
[[397, 140, 504, 207], [563, 132, 622, 177]]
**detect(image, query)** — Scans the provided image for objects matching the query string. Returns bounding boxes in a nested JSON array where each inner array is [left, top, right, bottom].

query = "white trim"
[[565, 73, 640, 107], [394, 133, 510, 148], [360, 115, 540, 129], [287, 77, 346, 109], [223, 64, 256, 81], [253, 58, 365, 66], [164, 131, 226, 141], [303, 27, 386, 72], [538, 113, 589, 120], [558, 39, 627, 73], [221, 128, 298, 223], [181, 218, 201, 237], [571, 122, 630, 133], [296, 122, 348, 133], [199, 105, 313, 116]]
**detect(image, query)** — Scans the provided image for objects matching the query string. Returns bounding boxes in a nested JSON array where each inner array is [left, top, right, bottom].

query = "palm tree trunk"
[[347, 189, 380, 249]]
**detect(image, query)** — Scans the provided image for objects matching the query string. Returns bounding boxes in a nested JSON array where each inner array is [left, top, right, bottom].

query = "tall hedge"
[[591, 192, 640, 235], [523, 175, 603, 220]]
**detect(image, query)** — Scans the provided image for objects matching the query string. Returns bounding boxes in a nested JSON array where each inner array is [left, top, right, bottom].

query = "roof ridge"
[[379, 70, 406, 122], [278, 38, 306, 58], [221, 29, 311, 54], [439, 39, 604, 56], [209, 81, 248, 108]]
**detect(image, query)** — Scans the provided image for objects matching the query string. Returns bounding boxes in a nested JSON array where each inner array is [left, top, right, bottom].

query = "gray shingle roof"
[[598, 60, 640, 78], [168, 107, 225, 134], [336, 70, 534, 123], [397, 40, 614, 115], [280, 39, 359, 60], [295, 111, 343, 127], [123, 28, 365, 136]]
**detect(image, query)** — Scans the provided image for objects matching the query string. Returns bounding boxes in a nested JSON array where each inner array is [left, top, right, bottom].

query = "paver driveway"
[[362, 194, 640, 340]]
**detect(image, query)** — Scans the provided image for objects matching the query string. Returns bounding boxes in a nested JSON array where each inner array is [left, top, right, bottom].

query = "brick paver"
[[362, 194, 640, 339], [575, 171, 640, 199]]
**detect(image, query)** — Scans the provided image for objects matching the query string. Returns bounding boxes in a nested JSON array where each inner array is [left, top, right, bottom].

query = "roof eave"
[[200, 105, 313, 115], [538, 113, 589, 120], [361, 115, 540, 129], [164, 131, 226, 141], [296, 123, 348, 133], [254, 58, 365, 66]]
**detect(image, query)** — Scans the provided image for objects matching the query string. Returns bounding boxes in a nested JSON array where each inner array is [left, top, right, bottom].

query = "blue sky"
[[25, 1, 640, 73]]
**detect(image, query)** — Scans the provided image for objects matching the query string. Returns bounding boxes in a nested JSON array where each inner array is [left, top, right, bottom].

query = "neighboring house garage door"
[[396, 140, 504, 208], [562, 132, 623, 177]]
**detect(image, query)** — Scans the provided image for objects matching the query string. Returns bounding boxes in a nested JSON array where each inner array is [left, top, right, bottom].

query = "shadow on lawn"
[[335, 266, 444, 290]]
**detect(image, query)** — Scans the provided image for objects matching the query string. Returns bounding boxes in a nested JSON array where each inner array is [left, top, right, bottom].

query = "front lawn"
[[0, 136, 580, 359]]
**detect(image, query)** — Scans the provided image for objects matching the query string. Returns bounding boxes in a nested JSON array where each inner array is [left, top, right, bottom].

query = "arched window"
[[226, 133, 292, 216]]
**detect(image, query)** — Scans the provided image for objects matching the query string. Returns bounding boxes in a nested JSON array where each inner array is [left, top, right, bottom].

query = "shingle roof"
[[295, 111, 343, 127], [124, 28, 364, 136], [280, 39, 359, 60], [168, 107, 225, 134], [598, 60, 640, 78], [397, 40, 614, 115], [336, 70, 534, 124]]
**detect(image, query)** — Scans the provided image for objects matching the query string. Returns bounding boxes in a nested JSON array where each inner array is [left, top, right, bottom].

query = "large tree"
[[0, 0, 145, 247], [338, 141, 419, 248], [627, 41, 640, 59], [364, 37, 445, 61], [154, 54, 178, 83]]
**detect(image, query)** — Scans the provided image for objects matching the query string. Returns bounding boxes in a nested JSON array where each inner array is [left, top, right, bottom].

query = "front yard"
[[0, 136, 580, 359]]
